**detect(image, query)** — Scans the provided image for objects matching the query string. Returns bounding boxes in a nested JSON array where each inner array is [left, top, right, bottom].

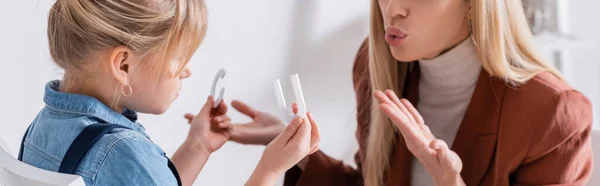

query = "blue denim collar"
[[44, 80, 146, 133]]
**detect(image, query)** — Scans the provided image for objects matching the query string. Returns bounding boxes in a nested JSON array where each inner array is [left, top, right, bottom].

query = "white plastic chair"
[[0, 134, 9, 156], [589, 130, 600, 186], [0, 133, 85, 186]]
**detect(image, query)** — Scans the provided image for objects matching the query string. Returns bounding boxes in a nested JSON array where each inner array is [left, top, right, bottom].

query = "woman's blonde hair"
[[48, 0, 207, 81], [364, 0, 562, 185]]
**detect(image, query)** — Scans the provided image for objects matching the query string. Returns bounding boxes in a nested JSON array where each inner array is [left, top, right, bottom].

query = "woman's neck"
[[418, 36, 481, 90]]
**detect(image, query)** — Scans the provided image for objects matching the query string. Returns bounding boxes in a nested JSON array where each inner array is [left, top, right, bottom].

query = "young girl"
[[19, 0, 320, 186]]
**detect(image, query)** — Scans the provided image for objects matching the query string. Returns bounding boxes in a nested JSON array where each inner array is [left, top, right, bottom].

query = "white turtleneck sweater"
[[411, 37, 481, 186]]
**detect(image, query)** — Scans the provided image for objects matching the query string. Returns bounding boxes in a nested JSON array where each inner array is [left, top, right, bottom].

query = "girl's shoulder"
[[26, 111, 167, 182]]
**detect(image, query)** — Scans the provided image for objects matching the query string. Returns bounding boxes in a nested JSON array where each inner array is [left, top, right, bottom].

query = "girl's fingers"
[[292, 102, 299, 114], [286, 117, 311, 148], [214, 100, 228, 115], [198, 96, 215, 117], [214, 115, 232, 129], [274, 117, 303, 146], [307, 112, 320, 154], [218, 121, 233, 130], [213, 115, 231, 123]]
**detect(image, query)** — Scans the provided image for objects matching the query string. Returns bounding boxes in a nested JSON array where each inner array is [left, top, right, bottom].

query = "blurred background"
[[0, 0, 598, 185]]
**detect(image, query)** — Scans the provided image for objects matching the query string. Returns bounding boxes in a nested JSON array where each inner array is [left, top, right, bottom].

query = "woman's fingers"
[[401, 99, 424, 125], [374, 91, 400, 112], [379, 103, 420, 141], [385, 90, 417, 125], [400, 99, 435, 140], [307, 112, 320, 154], [228, 124, 255, 144], [231, 100, 258, 119], [384, 90, 404, 111], [378, 90, 429, 143], [184, 113, 194, 124]]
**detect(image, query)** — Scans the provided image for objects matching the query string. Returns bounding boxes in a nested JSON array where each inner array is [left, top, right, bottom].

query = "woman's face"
[[378, 0, 471, 62]]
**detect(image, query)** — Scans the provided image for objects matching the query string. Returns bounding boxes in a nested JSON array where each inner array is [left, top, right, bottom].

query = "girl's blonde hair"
[[48, 0, 207, 80], [364, 0, 562, 185]]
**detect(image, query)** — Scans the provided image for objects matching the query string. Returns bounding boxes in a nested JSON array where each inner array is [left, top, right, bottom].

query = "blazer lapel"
[[451, 69, 507, 185]]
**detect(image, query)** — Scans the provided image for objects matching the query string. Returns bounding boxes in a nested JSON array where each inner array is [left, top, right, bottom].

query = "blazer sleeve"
[[512, 90, 594, 186], [284, 39, 370, 186]]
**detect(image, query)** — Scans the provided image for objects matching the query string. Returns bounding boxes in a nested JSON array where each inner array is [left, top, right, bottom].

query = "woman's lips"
[[385, 27, 408, 47]]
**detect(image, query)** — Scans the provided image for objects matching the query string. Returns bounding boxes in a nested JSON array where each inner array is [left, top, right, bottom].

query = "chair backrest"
[[0, 133, 85, 186], [0, 133, 10, 156], [589, 130, 599, 186]]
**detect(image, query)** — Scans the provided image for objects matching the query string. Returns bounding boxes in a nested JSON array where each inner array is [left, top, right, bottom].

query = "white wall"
[[568, 1, 600, 185], [567, 0, 600, 131], [0, 0, 368, 185]]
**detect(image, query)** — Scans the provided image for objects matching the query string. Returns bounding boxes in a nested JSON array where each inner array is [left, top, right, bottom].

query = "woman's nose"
[[385, 0, 409, 18]]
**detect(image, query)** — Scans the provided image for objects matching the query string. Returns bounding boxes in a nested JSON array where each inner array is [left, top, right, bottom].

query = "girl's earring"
[[122, 85, 133, 97]]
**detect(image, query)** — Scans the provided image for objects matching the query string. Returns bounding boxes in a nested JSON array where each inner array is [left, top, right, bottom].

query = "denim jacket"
[[21, 80, 179, 186]]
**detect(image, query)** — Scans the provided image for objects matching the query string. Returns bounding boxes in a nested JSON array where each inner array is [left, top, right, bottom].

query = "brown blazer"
[[285, 40, 594, 186]]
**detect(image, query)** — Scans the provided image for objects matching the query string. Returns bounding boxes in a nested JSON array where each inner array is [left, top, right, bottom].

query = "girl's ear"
[[109, 46, 131, 86]]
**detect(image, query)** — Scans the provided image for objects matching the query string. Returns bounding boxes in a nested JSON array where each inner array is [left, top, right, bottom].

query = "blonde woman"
[[228, 0, 593, 185], [19, 0, 320, 186]]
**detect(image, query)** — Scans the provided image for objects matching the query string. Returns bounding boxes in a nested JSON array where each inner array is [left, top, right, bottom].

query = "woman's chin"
[[390, 50, 418, 63]]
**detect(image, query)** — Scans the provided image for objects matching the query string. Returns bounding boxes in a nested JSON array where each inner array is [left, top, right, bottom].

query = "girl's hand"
[[246, 113, 320, 186], [374, 90, 465, 186], [172, 96, 232, 186], [184, 96, 232, 154], [187, 100, 285, 146]]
